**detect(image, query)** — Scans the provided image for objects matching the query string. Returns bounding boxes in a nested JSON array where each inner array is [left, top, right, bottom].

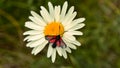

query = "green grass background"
[[0, 0, 120, 68]]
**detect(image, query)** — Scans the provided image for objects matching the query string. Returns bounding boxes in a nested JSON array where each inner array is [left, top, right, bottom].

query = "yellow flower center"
[[44, 22, 64, 36]]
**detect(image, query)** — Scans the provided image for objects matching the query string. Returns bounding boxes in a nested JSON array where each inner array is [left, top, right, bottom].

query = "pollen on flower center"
[[44, 22, 64, 36]]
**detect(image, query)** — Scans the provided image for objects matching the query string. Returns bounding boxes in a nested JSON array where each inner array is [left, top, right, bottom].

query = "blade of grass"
[[0, 9, 23, 46]]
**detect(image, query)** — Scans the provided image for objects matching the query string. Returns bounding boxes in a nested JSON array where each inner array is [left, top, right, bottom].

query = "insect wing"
[[45, 35, 55, 41], [45, 35, 57, 43], [60, 39, 66, 48]]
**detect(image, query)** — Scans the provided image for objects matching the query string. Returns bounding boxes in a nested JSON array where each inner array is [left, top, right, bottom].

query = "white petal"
[[69, 23, 85, 31], [54, 6, 60, 22], [48, 2, 54, 20], [29, 16, 39, 25], [77, 18, 85, 23], [47, 43, 53, 58], [67, 43, 77, 50], [62, 49, 67, 59], [29, 16, 46, 27], [61, 6, 74, 24], [66, 6, 74, 16], [24, 33, 44, 41], [63, 39, 77, 49], [23, 36, 30, 41], [25, 21, 44, 30], [63, 37, 81, 46], [62, 12, 77, 26], [56, 47, 62, 56], [40, 6, 53, 22], [31, 40, 48, 55], [51, 49, 56, 63], [26, 37, 46, 48], [65, 47, 71, 53], [65, 18, 85, 31], [68, 44, 77, 50], [30, 11, 46, 26], [65, 31, 83, 35], [72, 40, 81, 46], [60, 1, 68, 21], [23, 30, 43, 35], [63, 32, 76, 41]]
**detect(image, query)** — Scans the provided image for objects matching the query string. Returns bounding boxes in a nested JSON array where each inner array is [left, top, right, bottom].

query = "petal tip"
[[64, 1, 68, 5], [30, 11, 34, 14], [48, 2, 52, 4], [81, 18, 86, 22]]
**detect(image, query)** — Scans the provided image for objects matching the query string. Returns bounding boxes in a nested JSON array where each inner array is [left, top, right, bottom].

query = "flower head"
[[23, 1, 85, 63]]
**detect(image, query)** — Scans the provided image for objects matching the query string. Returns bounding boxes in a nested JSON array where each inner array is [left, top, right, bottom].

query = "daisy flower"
[[23, 1, 85, 63]]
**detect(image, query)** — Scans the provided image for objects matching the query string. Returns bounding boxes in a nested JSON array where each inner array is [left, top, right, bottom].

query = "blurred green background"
[[0, 0, 120, 68]]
